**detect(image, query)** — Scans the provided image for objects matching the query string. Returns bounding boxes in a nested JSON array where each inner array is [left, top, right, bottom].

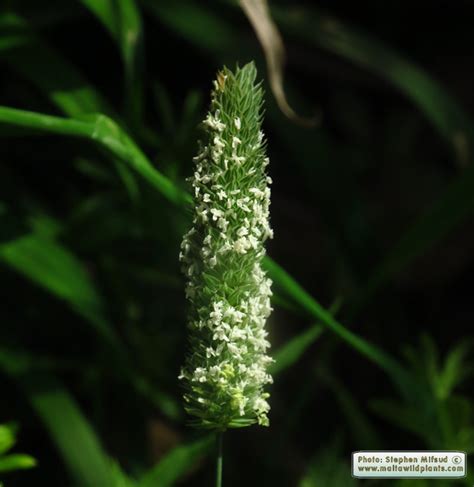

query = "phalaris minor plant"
[[179, 63, 274, 484]]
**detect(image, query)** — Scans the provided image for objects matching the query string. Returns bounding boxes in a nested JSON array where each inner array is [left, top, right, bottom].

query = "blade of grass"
[[79, 0, 144, 121], [0, 14, 113, 117], [0, 454, 36, 473], [0, 424, 15, 455], [264, 258, 410, 388], [270, 324, 324, 376], [0, 233, 116, 346], [269, 299, 342, 376], [141, 0, 235, 54], [138, 436, 213, 487], [0, 13, 143, 202], [0, 352, 115, 487], [316, 366, 380, 449], [0, 106, 188, 205], [25, 379, 115, 487]]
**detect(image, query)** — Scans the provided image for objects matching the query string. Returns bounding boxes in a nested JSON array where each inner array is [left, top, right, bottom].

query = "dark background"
[[0, 1, 473, 486]]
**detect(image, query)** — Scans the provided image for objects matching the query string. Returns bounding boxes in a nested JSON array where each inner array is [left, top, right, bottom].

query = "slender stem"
[[216, 432, 224, 487]]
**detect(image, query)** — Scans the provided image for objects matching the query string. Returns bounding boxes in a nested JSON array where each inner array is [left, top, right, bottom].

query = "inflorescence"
[[179, 63, 274, 430]]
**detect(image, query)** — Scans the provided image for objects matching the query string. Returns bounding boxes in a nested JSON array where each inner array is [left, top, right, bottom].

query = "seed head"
[[179, 63, 274, 430]]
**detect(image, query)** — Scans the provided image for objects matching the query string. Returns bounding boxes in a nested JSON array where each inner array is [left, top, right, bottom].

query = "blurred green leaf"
[[264, 258, 410, 388], [138, 436, 213, 487], [25, 376, 115, 487], [0, 106, 189, 206], [436, 342, 472, 400], [445, 396, 474, 453], [142, 0, 234, 53], [0, 13, 113, 117], [0, 233, 115, 344], [0, 360, 116, 487], [0, 425, 15, 455], [79, 0, 142, 67], [110, 461, 137, 487], [79, 0, 143, 120], [270, 300, 341, 376], [299, 437, 358, 487], [0, 454, 37, 473], [316, 367, 380, 449], [270, 322, 323, 376], [402, 336, 473, 401], [0, 202, 28, 244], [0, 422, 36, 474], [0, 13, 140, 201], [370, 397, 434, 442], [133, 376, 181, 421], [371, 337, 473, 451]]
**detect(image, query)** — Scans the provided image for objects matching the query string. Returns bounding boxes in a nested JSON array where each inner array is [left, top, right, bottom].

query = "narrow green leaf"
[[299, 438, 358, 487], [264, 257, 409, 387], [138, 436, 213, 487], [79, 0, 142, 62], [270, 323, 323, 376], [0, 14, 113, 117], [0, 425, 15, 456], [110, 461, 137, 487], [142, 0, 234, 53], [316, 367, 380, 449], [370, 398, 434, 442], [270, 300, 341, 376], [79, 0, 143, 120], [0, 454, 37, 473], [133, 376, 182, 421], [436, 342, 472, 400], [0, 355, 115, 487], [0, 13, 141, 200], [0, 233, 115, 344], [25, 378, 114, 487], [0, 106, 189, 206]]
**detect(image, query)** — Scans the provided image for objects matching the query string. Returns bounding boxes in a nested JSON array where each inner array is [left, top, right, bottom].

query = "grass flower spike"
[[179, 63, 274, 430]]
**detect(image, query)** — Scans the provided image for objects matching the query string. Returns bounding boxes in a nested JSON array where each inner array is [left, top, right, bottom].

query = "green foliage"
[[79, 0, 143, 121], [0, 13, 113, 117], [0, 232, 114, 342], [0, 1, 473, 486], [371, 336, 474, 454], [0, 107, 189, 205], [138, 436, 213, 487], [0, 423, 36, 474], [299, 438, 358, 487]]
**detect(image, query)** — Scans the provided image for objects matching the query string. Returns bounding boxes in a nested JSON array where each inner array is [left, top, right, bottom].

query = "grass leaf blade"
[[138, 436, 213, 487]]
